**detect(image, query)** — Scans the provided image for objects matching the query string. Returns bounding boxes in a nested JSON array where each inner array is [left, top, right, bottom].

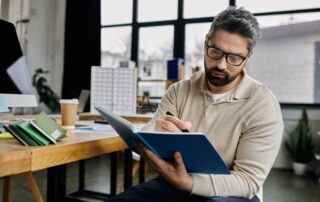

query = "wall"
[[1, 0, 65, 96], [27, 0, 66, 96], [274, 108, 320, 170]]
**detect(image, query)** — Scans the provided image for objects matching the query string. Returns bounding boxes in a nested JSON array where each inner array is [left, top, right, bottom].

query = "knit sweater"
[[142, 70, 284, 200]]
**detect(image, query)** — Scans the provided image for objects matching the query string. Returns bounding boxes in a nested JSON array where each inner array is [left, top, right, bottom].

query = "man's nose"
[[215, 55, 228, 70]]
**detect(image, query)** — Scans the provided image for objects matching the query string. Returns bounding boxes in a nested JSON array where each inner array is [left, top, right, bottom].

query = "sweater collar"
[[191, 69, 254, 100]]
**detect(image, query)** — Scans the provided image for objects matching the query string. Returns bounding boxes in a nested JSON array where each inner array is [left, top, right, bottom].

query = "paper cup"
[[60, 99, 79, 129]]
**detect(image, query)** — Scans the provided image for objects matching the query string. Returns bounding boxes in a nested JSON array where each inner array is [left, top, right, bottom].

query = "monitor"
[[0, 20, 37, 109], [0, 19, 34, 94]]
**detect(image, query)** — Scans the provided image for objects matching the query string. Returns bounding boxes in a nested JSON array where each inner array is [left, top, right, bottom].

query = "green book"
[[31, 112, 67, 143], [8, 121, 40, 146], [16, 121, 51, 146]]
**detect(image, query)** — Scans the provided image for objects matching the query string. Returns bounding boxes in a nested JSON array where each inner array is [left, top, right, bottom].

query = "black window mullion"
[[131, 0, 139, 65], [173, 0, 185, 59]]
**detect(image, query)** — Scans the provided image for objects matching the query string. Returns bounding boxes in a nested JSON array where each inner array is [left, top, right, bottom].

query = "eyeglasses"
[[206, 42, 249, 66]]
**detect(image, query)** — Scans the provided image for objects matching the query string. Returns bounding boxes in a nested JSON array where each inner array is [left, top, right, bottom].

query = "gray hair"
[[208, 6, 261, 51]]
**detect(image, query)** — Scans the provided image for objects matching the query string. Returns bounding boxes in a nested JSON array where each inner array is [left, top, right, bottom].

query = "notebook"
[[95, 106, 230, 174]]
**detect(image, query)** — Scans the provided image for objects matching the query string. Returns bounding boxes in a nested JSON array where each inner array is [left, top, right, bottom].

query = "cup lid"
[[59, 99, 79, 104]]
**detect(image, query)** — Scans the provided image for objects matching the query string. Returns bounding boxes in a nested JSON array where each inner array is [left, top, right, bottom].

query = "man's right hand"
[[155, 115, 192, 132]]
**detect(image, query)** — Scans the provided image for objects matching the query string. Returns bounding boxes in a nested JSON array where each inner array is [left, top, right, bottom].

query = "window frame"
[[100, 0, 320, 106]]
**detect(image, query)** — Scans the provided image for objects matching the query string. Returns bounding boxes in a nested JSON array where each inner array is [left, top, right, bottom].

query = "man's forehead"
[[208, 29, 251, 53]]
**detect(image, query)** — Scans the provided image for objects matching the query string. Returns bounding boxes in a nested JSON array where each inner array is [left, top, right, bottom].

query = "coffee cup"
[[60, 99, 79, 129]]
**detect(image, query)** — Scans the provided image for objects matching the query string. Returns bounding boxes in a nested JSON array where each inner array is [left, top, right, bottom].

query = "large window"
[[101, 0, 320, 104], [138, 0, 178, 22], [101, 27, 131, 67]]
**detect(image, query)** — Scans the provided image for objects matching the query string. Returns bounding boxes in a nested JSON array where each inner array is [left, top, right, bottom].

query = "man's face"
[[204, 29, 251, 88]]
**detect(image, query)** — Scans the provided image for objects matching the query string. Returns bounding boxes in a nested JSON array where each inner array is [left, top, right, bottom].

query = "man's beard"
[[204, 64, 241, 87]]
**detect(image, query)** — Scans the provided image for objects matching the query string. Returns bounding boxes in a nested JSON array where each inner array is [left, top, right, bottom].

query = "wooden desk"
[[1, 113, 152, 201], [30, 132, 127, 171], [0, 140, 31, 177], [0, 131, 129, 202]]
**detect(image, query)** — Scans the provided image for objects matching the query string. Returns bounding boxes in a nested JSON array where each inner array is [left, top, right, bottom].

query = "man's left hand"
[[135, 141, 194, 192]]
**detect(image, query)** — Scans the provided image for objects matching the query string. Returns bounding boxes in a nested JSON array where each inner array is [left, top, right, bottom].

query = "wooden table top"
[[0, 113, 151, 177], [0, 131, 127, 177]]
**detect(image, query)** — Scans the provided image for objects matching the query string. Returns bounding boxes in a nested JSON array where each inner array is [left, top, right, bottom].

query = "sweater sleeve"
[[191, 92, 284, 198]]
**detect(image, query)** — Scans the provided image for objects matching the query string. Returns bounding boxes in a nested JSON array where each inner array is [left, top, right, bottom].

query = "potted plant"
[[32, 68, 60, 113], [285, 109, 314, 176]]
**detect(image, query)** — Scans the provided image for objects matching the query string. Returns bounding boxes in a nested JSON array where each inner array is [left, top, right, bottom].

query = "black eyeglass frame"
[[205, 41, 250, 66]]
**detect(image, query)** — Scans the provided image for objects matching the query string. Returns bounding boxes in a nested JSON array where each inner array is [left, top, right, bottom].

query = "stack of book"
[[3, 112, 67, 146]]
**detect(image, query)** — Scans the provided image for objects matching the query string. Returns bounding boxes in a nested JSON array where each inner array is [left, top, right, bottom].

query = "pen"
[[165, 111, 190, 132], [94, 120, 109, 124]]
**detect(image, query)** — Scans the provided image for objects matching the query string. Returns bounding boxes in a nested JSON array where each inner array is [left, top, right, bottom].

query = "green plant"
[[285, 109, 314, 163], [32, 68, 60, 113]]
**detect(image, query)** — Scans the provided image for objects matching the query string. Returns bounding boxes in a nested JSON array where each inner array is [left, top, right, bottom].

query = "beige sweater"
[[142, 70, 284, 200]]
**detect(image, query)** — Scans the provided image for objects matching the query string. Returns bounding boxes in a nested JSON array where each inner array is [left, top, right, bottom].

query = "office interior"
[[0, 0, 320, 201]]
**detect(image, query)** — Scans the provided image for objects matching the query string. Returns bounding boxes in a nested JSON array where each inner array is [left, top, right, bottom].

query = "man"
[[110, 7, 283, 202]]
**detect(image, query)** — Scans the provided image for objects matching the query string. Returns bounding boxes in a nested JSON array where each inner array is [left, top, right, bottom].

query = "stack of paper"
[[3, 112, 67, 146]]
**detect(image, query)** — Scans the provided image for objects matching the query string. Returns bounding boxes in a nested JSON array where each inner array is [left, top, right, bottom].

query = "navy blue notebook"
[[95, 106, 230, 174]]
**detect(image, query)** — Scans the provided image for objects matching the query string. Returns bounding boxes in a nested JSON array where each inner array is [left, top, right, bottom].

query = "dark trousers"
[[107, 176, 260, 202]]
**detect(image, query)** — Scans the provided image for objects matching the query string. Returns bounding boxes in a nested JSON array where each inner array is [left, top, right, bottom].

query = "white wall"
[[274, 108, 320, 170], [27, 0, 66, 96]]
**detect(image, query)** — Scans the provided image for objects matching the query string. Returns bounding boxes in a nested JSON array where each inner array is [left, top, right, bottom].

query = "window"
[[138, 26, 174, 80], [237, 0, 320, 13], [184, 0, 229, 19], [101, 0, 133, 25], [138, 26, 173, 97], [185, 23, 211, 78], [257, 12, 320, 28], [101, 27, 131, 67], [247, 16, 320, 103], [100, 0, 320, 104], [138, 0, 178, 22]]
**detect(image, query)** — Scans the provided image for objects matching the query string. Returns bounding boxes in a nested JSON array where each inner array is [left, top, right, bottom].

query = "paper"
[[6, 56, 35, 94], [0, 96, 9, 112]]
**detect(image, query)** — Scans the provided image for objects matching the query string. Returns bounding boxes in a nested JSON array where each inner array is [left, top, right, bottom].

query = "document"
[[6, 56, 35, 94], [95, 106, 230, 174]]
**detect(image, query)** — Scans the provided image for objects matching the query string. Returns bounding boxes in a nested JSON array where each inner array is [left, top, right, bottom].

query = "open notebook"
[[95, 106, 230, 174]]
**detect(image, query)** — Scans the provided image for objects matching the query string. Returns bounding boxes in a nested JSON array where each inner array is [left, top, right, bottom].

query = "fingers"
[[135, 141, 168, 173], [163, 116, 192, 132], [173, 151, 186, 172], [155, 117, 182, 132]]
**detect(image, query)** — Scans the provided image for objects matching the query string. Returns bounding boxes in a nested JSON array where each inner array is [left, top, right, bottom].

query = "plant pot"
[[292, 162, 307, 176]]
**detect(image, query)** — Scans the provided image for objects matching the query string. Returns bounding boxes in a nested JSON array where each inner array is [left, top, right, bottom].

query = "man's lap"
[[107, 176, 260, 202]]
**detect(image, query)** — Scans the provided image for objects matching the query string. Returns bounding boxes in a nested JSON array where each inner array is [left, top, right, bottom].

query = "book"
[[31, 112, 67, 143], [4, 121, 52, 146], [95, 106, 230, 174], [16, 121, 51, 146], [3, 112, 67, 146]]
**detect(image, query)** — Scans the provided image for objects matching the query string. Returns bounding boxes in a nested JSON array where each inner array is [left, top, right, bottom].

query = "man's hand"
[[135, 141, 194, 192], [155, 115, 192, 132]]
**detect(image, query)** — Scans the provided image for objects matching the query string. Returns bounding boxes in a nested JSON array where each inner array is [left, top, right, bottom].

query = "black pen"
[[94, 120, 109, 124], [165, 111, 190, 132]]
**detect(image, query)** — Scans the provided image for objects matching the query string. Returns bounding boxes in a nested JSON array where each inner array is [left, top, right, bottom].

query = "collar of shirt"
[[191, 69, 254, 101]]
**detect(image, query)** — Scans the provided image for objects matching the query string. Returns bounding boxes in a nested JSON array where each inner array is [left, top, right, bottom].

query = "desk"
[[0, 140, 31, 177], [0, 131, 130, 202]]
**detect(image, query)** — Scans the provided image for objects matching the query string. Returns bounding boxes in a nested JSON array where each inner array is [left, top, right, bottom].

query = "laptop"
[[77, 89, 90, 113]]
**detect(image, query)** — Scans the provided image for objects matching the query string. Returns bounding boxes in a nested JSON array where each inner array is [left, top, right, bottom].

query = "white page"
[[6, 56, 35, 94]]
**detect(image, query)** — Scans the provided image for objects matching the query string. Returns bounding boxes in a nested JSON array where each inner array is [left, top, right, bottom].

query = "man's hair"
[[208, 6, 261, 51]]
